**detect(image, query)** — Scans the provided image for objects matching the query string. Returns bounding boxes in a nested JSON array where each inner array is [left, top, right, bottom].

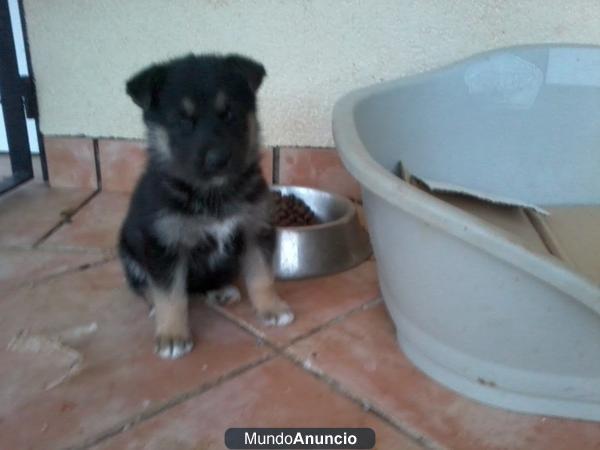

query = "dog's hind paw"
[[205, 285, 241, 306], [258, 301, 295, 327], [154, 335, 194, 359]]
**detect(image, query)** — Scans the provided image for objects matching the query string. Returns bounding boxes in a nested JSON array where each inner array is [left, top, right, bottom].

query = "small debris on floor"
[[6, 322, 98, 390], [55, 322, 98, 344]]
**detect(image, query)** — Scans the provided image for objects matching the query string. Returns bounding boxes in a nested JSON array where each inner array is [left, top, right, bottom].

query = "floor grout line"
[[28, 255, 117, 288], [0, 243, 106, 253], [62, 353, 276, 450], [14, 244, 428, 449], [33, 244, 116, 254], [286, 297, 382, 347], [279, 348, 443, 450], [93, 139, 103, 191], [1, 256, 116, 297], [207, 295, 382, 353], [0, 242, 37, 251], [32, 189, 100, 248], [272, 146, 280, 184], [207, 302, 270, 343], [208, 296, 437, 449]]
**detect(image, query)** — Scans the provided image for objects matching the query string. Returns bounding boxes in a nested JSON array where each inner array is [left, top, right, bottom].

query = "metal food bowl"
[[272, 185, 371, 280]]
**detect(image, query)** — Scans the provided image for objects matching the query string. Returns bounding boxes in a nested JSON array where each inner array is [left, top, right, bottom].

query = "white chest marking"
[[154, 214, 243, 250]]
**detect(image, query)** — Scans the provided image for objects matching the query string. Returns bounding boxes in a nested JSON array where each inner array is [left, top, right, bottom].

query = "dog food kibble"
[[272, 192, 321, 227]]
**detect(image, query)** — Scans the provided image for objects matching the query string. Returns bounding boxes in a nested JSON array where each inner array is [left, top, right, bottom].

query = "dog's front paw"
[[154, 334, 194, 359], [205, 285, 241, 306], [257, 299, 295, 327]]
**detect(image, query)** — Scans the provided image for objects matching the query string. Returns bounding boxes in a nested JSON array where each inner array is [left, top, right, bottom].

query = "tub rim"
[[332, 43, 600, 316]]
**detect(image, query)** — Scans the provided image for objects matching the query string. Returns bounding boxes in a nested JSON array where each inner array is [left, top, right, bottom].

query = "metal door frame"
[[0, 0, 46, 195]]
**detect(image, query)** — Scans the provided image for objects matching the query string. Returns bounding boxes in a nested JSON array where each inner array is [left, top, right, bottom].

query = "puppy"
[[118, 54, 294, 359]]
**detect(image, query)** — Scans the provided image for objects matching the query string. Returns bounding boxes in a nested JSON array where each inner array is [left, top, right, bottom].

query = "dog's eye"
[[219, 106, 234, 123]]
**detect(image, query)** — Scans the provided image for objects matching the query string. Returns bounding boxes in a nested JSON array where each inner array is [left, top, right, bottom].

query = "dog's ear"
[[126, 63, 168, 110], [225, 54, 266, 92]]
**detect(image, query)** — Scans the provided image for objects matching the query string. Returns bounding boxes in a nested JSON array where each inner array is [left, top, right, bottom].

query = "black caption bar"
[[225, 428, 375, 449]]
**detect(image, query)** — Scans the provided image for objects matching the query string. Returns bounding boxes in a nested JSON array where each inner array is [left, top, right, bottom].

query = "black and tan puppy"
[[119, 54, 294, 359]]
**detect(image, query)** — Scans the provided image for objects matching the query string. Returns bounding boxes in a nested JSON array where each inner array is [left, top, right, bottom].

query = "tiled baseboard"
[[44, 137, 361, 200], [44, 137, 97, 189], [278, 146, 361, 201]]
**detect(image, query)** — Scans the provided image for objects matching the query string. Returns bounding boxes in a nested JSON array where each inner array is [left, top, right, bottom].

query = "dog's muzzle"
[[203, 148, 231, 172]]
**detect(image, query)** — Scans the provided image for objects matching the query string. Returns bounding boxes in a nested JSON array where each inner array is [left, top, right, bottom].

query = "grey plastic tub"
[[333, 45, 600, 421]]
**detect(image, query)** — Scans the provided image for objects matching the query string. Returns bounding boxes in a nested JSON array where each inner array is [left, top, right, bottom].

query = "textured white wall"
[[23, 0, 600, 146]]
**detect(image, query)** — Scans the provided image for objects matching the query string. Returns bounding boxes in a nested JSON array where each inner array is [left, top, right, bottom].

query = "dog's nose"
[[204, 149, 230, 171]]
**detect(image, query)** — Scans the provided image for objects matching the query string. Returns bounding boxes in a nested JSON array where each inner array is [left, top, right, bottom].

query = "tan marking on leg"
[[242, 245, 294, 326], [149, 262, 193, 359], [153, 296, 189, 337]]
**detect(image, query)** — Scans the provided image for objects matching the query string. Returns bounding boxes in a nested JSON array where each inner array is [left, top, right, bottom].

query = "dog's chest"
[[154, 213, 244, 253]]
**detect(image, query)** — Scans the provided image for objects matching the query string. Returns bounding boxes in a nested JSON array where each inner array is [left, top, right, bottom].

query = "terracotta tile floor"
[[1, 182, 599, 450]]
